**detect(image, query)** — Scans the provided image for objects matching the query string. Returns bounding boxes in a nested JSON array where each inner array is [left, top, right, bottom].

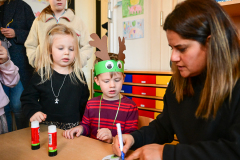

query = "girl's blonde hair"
[[163, 0, 240, 119], [36, 23, 84, 84]]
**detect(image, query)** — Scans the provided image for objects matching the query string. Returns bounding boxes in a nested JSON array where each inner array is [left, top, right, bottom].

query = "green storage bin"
[[94, 92, 102, 97], [94, 82, 101, 90]]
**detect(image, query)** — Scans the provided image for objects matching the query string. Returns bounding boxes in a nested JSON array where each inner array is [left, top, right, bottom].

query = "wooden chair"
[[138, 116, 154, 129], [138, 116, 179, 144]]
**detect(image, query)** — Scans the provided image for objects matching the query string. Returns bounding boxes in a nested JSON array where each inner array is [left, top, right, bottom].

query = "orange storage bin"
[[154, 112, 161, 119], [155, 100, 164, 110], [156, 76, 172, 85], [156, 88, 166, 97]]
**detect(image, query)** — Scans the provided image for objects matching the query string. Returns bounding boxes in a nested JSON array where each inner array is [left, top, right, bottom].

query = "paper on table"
[[102, 154, 120, 160]]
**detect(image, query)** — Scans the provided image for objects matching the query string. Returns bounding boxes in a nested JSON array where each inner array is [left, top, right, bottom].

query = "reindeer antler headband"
[[89, 33, 126, 76]]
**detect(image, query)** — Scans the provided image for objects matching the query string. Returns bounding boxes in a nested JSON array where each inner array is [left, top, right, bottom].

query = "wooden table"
[[0, 125, 115, 160]]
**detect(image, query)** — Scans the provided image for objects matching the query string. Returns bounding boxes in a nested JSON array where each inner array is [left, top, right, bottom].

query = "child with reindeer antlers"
[[63, 33, 138, 144]]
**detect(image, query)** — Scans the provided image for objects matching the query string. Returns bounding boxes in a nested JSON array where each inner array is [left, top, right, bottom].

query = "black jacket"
[[0, 0, 35, 88], [131, 76, 240, 160]]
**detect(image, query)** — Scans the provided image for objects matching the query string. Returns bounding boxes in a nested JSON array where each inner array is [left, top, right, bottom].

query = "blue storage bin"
[[121, 85, 132, 93], [125, 74, 132, 82], [126, 96, 132, 99]]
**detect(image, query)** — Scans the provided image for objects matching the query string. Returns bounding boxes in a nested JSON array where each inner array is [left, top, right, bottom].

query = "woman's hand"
[[1, 28, 15, 38], [97, 128, 113, 143], [0, 41, 8, 64], [30, 111, 47, 122], [126, 144, 164, 160], [112, 134, 135, 157], [63, 125, 83, 139]]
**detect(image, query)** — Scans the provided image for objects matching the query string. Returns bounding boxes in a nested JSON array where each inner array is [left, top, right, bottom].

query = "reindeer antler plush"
[[118, 37, 126, 63], [89, 33, 126, 76], [89, 34, 110, 61]]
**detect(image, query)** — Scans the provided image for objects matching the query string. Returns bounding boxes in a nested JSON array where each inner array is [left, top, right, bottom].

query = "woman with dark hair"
[[112, 0, 240, 159]]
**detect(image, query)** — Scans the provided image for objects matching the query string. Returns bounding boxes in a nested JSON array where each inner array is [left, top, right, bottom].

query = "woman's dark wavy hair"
[[163, 0, 240, 119]]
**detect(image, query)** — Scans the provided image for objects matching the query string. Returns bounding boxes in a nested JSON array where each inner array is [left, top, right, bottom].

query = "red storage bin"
[[132, 75, 156, 84], [138, 110, 154, 119], [132, 86, 156, 96], [132, 97, 155, 108]]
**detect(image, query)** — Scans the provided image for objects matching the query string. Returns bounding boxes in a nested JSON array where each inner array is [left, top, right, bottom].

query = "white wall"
[[109, 0, 173, 71], [75, 0, 96, 97]]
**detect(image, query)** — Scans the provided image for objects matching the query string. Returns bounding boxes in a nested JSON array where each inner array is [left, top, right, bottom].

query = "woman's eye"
[[179, 48, 186, 52]]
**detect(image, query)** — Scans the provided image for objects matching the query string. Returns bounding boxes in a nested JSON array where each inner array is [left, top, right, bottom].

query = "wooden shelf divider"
[[138, 107, 163, 113], [94, 90, 164, 100], [219, 0, 240, 17], [123, 82, 168, 88]]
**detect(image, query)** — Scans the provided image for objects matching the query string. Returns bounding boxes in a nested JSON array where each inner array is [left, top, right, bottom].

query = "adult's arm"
[[130, 82, 240, 160], [130, 95, 175, 150]]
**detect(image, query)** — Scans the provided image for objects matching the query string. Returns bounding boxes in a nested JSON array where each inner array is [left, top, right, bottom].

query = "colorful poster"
[[123, 19, 144, 40], [122, 0, 144, 18]]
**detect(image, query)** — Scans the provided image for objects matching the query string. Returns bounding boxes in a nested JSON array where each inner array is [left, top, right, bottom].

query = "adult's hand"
[[0, 41, 9, 64], [126, 144, 164, 160], [112, 134, 135, 157], [1, 28, 16, 38]]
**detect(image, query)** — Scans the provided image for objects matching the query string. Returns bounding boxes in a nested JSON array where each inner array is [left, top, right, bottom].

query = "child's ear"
[[94, 76, 100, 86]]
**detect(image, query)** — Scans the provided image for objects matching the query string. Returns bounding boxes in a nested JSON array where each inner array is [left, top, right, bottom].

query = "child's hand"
[[0, 41, 8, 64], [30, 111, 47, 122], [63, 125, 83, 139], [97, 128, 113, 144]]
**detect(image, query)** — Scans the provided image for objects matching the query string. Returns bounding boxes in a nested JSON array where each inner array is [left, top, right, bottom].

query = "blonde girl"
[[25, 0, 92, 68], [21, 24, 89, 130]]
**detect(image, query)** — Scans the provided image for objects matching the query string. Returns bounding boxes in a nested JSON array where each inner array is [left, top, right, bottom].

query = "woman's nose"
[[171, 49, 180, 62]]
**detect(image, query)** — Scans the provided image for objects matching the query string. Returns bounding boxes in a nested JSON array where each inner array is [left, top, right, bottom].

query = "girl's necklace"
[[51, 73, 68, 104], [98, 94, 121, 131]]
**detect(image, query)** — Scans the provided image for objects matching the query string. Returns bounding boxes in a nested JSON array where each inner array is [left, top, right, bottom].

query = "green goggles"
[[94, 60, 124, 76]]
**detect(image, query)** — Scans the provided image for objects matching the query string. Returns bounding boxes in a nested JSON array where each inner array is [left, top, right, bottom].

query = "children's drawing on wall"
[[122, 0, 144, 18], [123, 19, 144, 40], [23, 0, 49, 17]]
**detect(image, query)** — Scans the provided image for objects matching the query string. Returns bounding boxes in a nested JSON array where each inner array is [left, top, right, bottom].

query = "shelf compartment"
[[123, 82, 168, 88], [219, 0, 240, 17]]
